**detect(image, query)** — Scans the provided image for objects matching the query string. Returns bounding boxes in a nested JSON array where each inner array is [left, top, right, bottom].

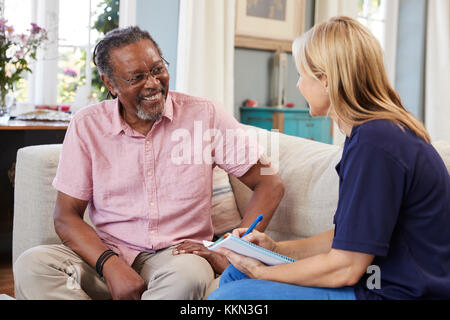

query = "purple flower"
[[19, 34, 28, 43], [63, 68, 78, 77], [30, 22, 42, 34], [15, 48, 25, 59], [0, 19, 10, 33], [0, 18, 7, 28]]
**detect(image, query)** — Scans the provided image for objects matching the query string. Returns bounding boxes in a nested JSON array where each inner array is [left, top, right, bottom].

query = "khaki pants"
[[13, 244, 214, 300]]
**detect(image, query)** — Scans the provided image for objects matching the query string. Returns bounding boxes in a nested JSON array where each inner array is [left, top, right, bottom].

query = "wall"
[[395, 0, 427, 120], [136, 0, 179, 91]]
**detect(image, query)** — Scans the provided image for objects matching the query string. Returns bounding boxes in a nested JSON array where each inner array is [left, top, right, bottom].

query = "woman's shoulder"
[[349, 119, 434, 170], [352, 119, 420, 148], [355, 119, 403, 138]]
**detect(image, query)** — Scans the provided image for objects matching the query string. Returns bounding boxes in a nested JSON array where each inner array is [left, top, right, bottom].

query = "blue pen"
[[242, 214, 263, 237]]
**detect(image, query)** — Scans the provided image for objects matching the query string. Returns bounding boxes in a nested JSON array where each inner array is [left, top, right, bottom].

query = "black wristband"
[[95, 249, 118, 278]]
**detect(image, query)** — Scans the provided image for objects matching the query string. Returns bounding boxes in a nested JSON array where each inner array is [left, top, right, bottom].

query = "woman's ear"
[[320, 74, 329, 93]]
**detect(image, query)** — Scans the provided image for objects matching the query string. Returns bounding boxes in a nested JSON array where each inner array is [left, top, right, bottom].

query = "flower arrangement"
[[0, 19, 48, 114]]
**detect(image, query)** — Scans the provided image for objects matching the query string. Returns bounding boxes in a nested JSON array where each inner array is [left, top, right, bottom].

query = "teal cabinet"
[[240, 107, 332, 144]]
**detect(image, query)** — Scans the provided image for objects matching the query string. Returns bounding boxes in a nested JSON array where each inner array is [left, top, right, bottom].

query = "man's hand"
[[173, 240, 230, 274], [102, 255, 146, 300]]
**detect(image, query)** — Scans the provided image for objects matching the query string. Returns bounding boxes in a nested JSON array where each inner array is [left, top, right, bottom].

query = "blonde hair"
[[292, 16, 430, 143]]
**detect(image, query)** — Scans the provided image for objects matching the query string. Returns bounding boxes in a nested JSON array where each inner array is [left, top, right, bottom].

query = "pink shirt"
[[53, 91, 262, 265]]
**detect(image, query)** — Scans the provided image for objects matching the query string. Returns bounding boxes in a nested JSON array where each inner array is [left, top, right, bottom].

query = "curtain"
[[314, 0, 359, 145], [425, 0, 450, 142], [315, 0, 359, 24], [176, 0, 235, 115]]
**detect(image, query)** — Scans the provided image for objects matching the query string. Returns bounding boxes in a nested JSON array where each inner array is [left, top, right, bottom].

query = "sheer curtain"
[[315, 0, 359, 23], [425, 0, 450, 142], [176, 0, 235, 115]]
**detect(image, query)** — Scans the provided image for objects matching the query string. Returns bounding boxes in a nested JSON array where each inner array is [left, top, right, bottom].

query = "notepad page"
[[206, 234, 295, 266]]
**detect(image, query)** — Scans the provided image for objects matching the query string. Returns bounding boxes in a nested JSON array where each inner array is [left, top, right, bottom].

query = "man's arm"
[[53, 191, 146, 299], [174, 160, 284, 274], [236, 160, 285, 231]]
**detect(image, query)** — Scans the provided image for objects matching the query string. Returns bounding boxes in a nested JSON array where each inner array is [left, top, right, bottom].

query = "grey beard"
[[136, 104, 162, 121]]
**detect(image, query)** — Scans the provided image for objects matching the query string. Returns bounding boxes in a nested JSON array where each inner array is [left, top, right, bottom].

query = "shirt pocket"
[[164, 164, 208, 200]]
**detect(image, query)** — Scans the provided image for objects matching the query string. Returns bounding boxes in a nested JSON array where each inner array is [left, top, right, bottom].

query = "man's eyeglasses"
[[114, 58, 170, 87]]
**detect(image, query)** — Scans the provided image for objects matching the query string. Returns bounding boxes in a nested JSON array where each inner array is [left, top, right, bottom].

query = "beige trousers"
[[13, 244, 214, 300]]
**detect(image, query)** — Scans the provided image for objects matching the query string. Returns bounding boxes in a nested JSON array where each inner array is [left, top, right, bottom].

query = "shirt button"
[[150, 202, 154, 206], [150, 231, 155, 235], [146, 141, 150, 145], [147, 171, 152, 176]]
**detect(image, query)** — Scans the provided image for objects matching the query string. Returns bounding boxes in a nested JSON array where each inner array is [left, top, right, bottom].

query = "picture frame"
[[235, 0, 306, 52]]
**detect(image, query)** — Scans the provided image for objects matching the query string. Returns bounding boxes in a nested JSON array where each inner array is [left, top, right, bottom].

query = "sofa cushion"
[[433, 141, 450, 173], [230, 129, 343, 242]]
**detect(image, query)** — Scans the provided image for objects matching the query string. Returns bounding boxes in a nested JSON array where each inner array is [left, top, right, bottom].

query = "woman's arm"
[[275, 229, 335, 260], [220, 247, 375, 288]]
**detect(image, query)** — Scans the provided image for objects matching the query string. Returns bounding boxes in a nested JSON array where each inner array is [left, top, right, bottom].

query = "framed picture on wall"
[[235, 0, 306, 52]]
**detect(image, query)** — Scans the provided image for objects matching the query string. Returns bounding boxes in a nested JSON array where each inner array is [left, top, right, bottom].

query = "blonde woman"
[[209, 16, 450, 300]]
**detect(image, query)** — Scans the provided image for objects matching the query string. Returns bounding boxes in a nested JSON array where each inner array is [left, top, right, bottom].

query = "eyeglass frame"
[[112, 57, 170, 87]]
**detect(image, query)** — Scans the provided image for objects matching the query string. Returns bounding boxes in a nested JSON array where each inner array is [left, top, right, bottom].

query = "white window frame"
[[383, 0, 399, 87], [358, 0, 399, 87], [4, 0, 134, 107]]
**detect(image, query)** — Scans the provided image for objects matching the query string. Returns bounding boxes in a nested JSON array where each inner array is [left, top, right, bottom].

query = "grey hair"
[[93, 26, 163, 79]]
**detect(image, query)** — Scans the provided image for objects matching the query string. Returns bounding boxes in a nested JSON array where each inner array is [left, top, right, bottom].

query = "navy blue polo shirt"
[[332, 120, 450, 299]]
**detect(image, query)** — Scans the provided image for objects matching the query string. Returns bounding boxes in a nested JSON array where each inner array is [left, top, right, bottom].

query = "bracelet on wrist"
[[95, 249, 118, 278]]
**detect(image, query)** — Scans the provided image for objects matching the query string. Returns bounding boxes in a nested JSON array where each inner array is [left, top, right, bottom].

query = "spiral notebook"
[[203, 233, 296, 266]]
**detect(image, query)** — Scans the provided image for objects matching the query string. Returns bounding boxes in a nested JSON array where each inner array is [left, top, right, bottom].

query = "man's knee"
[[144, 253, 214, 299], [169, 254, 214, 297], [14, 245, 56, 299], [14, 246, 52, 279]]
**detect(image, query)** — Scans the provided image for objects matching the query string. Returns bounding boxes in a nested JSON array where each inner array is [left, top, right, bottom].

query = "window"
[[59, 0, 120, 103], [2, 0, 119, 106], [358, 0, 385, 48], [357, 0, 399, 85]]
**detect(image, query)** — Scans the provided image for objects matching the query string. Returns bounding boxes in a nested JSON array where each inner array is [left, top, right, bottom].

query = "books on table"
[[204, 233, 295, 266]]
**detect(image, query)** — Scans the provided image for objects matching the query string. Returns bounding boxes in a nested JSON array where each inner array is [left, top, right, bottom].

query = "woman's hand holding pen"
[[218, 228, 279, 279], [232, 228, 277, 252]]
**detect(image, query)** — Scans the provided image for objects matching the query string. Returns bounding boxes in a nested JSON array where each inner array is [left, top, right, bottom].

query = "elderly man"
[[13, 26, 284, 300]]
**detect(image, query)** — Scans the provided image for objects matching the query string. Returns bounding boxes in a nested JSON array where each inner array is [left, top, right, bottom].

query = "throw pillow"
[[211, 166, 242, 237]]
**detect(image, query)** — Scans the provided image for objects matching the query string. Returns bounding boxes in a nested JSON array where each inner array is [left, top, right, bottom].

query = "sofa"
[[12, 128, 450, 299]]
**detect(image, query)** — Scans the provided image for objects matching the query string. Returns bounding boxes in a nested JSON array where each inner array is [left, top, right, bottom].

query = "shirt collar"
[[110, 98, 125, 136], [110, 92, 174, 136]]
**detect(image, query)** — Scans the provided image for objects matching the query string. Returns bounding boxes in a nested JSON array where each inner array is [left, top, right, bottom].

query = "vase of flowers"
[[0, 18, 47, 118]]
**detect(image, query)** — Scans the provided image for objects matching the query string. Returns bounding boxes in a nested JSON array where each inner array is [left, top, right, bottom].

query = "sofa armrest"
[[13, 145, 63, 263]]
